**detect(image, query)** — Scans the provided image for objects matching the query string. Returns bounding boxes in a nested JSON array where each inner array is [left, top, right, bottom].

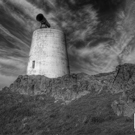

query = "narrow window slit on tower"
[[32, 61, 35, 68]]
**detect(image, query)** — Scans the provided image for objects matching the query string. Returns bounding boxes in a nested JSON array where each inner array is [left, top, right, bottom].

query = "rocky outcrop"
[[3, 64, 135, 96], [2, 63, 135, 116], [1, 63, 135, 135], [112, 64, 135, 92]]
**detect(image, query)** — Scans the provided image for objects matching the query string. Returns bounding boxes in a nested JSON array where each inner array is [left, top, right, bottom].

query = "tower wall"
[[27, 28, 70, 78]]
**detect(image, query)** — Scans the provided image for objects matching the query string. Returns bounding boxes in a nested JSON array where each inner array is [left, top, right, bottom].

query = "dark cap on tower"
[[36, 14, 51, 28]]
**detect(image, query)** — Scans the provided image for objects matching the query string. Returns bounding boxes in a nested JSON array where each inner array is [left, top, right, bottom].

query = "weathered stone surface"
[[2, 63, 135, 116], [1, 63, 135, 134]]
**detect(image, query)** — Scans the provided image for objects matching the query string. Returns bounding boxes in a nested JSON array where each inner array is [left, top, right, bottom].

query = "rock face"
[[1, 63, 135, 135], [4, 63, 135, 101], [5, 73, 91, 103], [2, 63, 135, 117]]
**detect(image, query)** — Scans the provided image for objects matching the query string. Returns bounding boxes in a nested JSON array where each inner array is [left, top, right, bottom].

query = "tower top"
[[36, 13, 51, 28]]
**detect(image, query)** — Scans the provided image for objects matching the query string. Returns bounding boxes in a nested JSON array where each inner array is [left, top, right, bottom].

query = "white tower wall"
[[27, 28, 70, 78]]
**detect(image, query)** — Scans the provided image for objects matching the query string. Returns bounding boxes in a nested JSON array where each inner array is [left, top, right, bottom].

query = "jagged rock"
[[3, 63, 135, 95], [111, 100, 124, 116], [5, 73, 92, 102], [2, 63, 135, 114], [1, 63, 135, 135], [112, 63, 135, 92]]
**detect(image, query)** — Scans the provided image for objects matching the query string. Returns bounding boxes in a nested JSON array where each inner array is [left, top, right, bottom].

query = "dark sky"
[[0, 0, 135, 89]]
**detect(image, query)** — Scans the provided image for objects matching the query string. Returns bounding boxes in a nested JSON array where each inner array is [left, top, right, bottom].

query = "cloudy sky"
[[0, 0, 135, 89]]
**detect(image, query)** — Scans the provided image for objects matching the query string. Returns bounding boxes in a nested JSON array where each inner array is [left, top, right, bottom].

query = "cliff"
[[1, 63, 135, 134]]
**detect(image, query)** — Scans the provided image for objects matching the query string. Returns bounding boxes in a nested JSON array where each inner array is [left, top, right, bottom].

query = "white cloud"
[[0, 24, 29, 50], [0, 56, 27, 76], [69, 41, 121, 74], [0, 74, 16, 89], [0, 57, 26, 68], [3, 0, 44, 18]]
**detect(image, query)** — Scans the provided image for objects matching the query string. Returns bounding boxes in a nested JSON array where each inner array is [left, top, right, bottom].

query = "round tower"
[[27, 28, 70, 78]]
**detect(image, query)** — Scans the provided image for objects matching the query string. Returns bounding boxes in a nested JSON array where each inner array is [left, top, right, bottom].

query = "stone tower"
[[27, 14, 70, 78]]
